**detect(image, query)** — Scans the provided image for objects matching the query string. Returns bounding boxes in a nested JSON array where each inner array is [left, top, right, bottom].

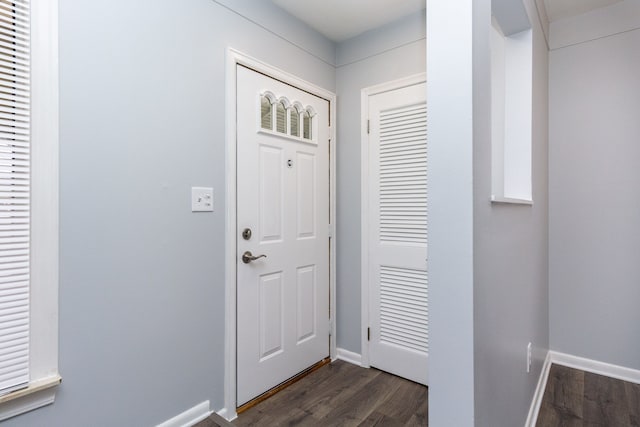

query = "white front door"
[[367, 80, 428, 385], [236, 65, 330, 406]]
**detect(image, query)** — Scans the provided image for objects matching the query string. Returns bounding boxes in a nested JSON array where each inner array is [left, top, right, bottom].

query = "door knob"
[[242, 251, 267, 264]]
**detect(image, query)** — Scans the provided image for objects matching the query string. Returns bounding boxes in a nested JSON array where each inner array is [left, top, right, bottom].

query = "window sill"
[[491, 195, 533, 205], [0, 375, 62, 422]]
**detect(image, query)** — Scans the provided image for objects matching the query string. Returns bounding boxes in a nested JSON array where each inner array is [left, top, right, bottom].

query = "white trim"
[[336, 348, 363, 367], [531, 0, 550, 48], [360, 88, 370, 368], [0, 375, 60, 421], [360, 73, 427, 370], [490, 195, 533, 205], [30, 0, 60, 381], [216, 407, 237, 422], [156, 401, 211, 427], [361, 73, 427, 98], [1, 0, 62, 420], [224, 48, 337, 421], [222, 48, 238, 423], [525, 351, 552, 427], [525, 351, 640, 427], [549, 351, 640, 385]]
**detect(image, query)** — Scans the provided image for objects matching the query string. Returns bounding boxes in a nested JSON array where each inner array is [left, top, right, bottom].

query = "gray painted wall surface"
[[5, 1, 334, 426], [2, 0, 557, 425], [334, 15, 425, 354], [549, 28, 640, 369], [336, 11, 425, 67], [492, 0, 533, 35], [472, 0, 549, 425], [212, 0, 336, 66]]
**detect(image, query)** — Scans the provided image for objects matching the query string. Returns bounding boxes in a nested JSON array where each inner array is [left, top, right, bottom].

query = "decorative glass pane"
[[261, 96, 272, 130], [276, 102, 287, 133], [290, 109, 300, 137], [303, 111, 312, 140]]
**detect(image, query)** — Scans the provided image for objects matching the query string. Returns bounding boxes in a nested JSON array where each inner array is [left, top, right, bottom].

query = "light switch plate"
[[192, 187, 213, 212]]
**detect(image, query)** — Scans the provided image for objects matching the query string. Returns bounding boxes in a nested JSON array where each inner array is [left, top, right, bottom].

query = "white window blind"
[[0, 0, 30, 395]]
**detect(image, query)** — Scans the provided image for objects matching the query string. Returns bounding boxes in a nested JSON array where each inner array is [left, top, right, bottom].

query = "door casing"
[[360, 73, 427, 368], [223, 48, 337, 421]]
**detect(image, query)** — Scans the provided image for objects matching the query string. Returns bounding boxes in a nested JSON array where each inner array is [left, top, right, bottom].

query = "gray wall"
[[549, 27, 640, 369], [5, 1, 334, 426], [4, 0, 560, 425], [427, 0, 550, 424], [473, 0, 549, 425], [334, 12, 425, 354], [212, 0, 335, 65]]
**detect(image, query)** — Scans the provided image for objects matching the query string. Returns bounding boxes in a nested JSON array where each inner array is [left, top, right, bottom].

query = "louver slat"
[[379, 266, 428, 354], [378, 104, 426, 244], [0, 0, 30, 395]]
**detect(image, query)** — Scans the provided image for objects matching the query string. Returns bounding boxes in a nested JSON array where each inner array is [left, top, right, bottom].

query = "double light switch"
[[192, 187, 213, 212]]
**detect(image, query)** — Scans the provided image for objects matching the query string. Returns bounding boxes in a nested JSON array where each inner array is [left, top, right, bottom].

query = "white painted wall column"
[[426, 2, 475, 426]]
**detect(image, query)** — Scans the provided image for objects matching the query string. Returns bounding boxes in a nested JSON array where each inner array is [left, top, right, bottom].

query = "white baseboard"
[[549, 351, 640, 385], [525, 350, 640, 427], [525, 351, 552, 427], [156, 401, 211, 427], [217, 407, 237, 422], [336, 348, 362, 366]]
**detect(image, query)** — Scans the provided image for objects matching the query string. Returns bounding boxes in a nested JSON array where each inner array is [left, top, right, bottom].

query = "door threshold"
[[237, 357, 331, 414]]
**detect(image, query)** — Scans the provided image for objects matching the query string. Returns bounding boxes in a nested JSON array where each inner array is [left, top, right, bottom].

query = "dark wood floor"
[[195, 360, 428, 427], [196, 361, 640, 426], [537, 364, 640, 426], [195, 413, 234, 427]]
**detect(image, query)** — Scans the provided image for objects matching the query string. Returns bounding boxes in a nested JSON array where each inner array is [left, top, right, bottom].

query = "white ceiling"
[[543, 0, 623, 22], [271, 0, 425, 42]]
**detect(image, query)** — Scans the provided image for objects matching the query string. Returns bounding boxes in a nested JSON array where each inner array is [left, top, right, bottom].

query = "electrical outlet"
[[527, 342, 532, 373]]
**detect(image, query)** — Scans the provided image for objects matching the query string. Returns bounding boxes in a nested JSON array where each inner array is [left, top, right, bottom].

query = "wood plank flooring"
[[195, 360, 427, 427], [198, 361, 640, 426], [537, 364, 640, 426]]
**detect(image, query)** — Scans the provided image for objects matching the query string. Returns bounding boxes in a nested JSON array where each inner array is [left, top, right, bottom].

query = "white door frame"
[[222, 48, 337, 421], [360, 73, 427, 368]]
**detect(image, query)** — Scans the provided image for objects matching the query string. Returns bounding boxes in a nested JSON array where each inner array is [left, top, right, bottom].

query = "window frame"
[[0, 0, 60, 420]]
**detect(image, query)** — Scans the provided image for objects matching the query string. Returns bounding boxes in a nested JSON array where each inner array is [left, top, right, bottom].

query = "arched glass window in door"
[[303, 108, 314, 140], [290, 102, 302, 138], [276, 98, 289, 134], [260, 92, 276, 130]]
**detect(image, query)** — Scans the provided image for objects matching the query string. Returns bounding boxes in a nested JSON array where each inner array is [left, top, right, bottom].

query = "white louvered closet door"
[[0, 0, 31, 395], [368, 81, 427, 385]]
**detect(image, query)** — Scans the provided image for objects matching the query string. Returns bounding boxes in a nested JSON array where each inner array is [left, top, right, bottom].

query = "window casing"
[[0, 0, 60, 419]]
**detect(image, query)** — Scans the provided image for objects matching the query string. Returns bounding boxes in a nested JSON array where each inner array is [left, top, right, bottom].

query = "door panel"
[[259, 272, 284, 360], [259, 145, 284, 242], [236, 65, 330, 406], [368, 81, 428, 385], [296, 265, 316, 343], [296, 151, 316, 238]]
